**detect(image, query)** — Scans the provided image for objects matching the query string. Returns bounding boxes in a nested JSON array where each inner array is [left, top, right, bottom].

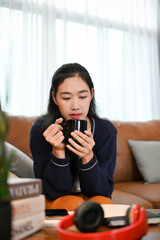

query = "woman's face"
[[52, 75, 94, 121]]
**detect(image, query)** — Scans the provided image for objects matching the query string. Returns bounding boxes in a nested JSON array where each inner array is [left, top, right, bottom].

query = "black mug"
[[61, 119, 87, 144]]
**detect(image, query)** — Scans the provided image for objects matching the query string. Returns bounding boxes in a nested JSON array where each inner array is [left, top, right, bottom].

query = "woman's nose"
[[71, 98, 79, 110]]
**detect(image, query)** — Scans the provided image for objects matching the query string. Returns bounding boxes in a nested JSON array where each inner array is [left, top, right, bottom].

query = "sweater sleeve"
[[30, 119, 73, 201], [79, 120, 117, 198]]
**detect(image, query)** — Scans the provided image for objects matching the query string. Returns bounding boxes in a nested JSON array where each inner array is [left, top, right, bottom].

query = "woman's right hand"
[[43, 118, 65, 158]]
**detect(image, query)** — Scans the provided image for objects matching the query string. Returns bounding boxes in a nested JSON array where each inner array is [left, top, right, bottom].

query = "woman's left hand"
[[66, 129, 95, 164]]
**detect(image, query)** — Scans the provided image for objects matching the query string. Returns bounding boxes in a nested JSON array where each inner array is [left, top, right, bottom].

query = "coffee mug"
[[61, 119, 87, 144]]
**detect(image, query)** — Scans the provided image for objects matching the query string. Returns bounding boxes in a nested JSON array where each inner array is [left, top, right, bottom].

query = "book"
[[146, 209, 160, 225], [102, 204, 132, 227], [44, 204, 160, 227], [44, 204, 129, 227], [7, 178, 42, 200], [102, 204, 129, 218], [11, 194, 45, 221], [11, 211, 45, 240], [102, 204, 160, 226]]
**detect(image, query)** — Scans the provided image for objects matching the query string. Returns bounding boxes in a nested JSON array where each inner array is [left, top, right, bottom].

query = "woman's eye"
[[79, 96, 87, 99], [63, 98, 70, 100]]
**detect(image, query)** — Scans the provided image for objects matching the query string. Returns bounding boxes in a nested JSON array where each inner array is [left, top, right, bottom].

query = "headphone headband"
[[57, 208, 148, 240]]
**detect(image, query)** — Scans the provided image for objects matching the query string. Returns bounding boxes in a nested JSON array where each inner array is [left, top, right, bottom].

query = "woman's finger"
[[55, 118, 63, 125], [71, 131, 95, 147], [66, 142, 87, 157]]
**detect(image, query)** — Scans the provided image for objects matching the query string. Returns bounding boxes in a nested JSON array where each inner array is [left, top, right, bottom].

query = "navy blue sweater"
[[30, 117, 117, 201]]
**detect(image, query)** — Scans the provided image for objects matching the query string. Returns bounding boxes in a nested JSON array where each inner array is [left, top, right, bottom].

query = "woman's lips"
[[70, 114, 81, 119]]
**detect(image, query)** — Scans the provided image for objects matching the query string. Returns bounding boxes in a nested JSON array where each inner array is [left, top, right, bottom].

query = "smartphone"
[[45, 209, 68, 217]]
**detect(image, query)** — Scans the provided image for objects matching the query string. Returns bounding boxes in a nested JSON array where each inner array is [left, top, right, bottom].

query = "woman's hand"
[[43, 118, 65, 158], [66, 129, 95, 164]]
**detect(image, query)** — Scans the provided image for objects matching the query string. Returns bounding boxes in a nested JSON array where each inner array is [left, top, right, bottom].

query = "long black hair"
[[42, 63, 98, 129]]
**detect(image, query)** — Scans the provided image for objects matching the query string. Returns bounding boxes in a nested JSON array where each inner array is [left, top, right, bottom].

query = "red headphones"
[[57, 201, 148, 240]]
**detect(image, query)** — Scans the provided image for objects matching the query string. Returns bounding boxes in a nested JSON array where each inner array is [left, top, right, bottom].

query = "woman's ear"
[[52, 91, 58, 105], [91, 88, 95, 99]]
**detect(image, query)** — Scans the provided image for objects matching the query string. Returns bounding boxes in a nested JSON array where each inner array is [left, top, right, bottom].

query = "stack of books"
[[8, 178, 45, 240]]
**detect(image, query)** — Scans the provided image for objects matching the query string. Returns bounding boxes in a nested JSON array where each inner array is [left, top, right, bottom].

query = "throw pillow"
[[4, 142, 35, 178], [128, 140, 160, 183]]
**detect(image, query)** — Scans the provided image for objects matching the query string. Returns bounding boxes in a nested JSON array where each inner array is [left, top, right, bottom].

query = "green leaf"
[[0, 153, 13, 200], [0, 104, 14, 200]]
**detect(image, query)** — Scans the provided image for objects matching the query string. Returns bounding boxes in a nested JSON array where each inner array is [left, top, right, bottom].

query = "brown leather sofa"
[[6, 115, 160, 209]]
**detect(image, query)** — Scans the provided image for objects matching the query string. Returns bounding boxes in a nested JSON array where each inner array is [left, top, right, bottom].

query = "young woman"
[[30, 63, 117, 211]]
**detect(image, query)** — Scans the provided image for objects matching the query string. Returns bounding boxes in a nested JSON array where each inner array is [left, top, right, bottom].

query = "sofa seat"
[[114, 181, 160, 208], [112, 189, 153, 209]]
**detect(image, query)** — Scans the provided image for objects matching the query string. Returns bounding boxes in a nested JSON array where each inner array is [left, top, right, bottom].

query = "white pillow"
[[5, 142, 35, 178], [128, 140, 160, 183]]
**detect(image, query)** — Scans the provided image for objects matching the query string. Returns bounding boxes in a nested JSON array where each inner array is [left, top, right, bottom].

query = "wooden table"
[[25, 216, 160, 240]]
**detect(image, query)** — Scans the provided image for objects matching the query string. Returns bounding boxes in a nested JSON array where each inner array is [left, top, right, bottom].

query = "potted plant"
[[0, 104, 13, 239]]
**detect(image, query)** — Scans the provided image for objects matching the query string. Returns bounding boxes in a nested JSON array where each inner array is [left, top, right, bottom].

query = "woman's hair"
[[42, 63, 98, 129]]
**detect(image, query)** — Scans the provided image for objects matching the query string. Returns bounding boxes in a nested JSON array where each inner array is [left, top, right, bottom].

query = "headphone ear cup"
[[74, 200, 104, 233], [125, 205, 140, 225]]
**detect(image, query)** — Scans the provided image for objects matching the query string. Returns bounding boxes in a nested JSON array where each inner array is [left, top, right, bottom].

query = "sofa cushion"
[[5, 142, 35, 178], [115, 181, 160, 209], [6, 115, 36, 158], [112, 189, 153, 209], [128, 140, 160, 183], [112, 120, 160, 183]]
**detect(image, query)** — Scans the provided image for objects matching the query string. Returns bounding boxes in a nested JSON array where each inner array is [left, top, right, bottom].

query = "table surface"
[[24, 216, 160, 240]]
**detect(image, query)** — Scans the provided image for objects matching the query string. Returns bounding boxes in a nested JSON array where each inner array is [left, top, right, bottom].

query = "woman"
[[30, 63, 117, 211]]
